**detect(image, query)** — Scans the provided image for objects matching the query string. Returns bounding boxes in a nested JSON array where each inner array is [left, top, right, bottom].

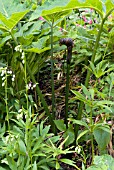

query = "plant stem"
[[5, 72, 10, 131], [65, 62, 70, 127], [91, 133, 94, 165], [74, 18, 105, 142], [50, 20, 56, 133]]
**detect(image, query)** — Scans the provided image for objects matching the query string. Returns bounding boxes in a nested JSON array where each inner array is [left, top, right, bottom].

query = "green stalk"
[[50, 20, 56, 133], [90, 107, 94, 164], [65, 62, 70, 127], [74, 18, 105, 141], [50, 20, 55, 119], [91, 133, 94, 165], [5, 71, 10, 131], [24, 56, 32, 169]]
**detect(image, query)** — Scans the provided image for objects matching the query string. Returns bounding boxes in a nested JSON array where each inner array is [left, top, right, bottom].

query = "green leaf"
[[60, 159, 79, 169], [71, 90, 90, 104], [0, 167, 6, 170], [69, 118, 89, 129], [86, 154, 114, 170], [54, 120, 66, 131], [89, 89, 94, 100], [0, 10, 29, 30], [18, 139, 26, 155], [93, 126, 111, 154], [56, 161, 60, 170], [63, 124, 75, 146], [12, 125, 24, 137], [77, 130, 89, 142], [81, 84, 90, 99], [0, 0, 26, 17], [32, 137, 45, 154], [7, 156, 17, 170], [24, 47, 50, 54], [33, 161, 37, 170], [29, 0, 71, 21]]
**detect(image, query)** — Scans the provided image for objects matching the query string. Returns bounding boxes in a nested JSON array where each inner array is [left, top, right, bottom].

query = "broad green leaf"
[[93, 126, 111, 154], [32, 137, 44, 153], [0, 10, 29, 30], [71, 90, 91, 104], [56, 161, 60, 170], [41, 125, 50, 137], [89, 89, 94, 100], [24, 47, 50, 54], [0, 0, 26, 17], [69, 118, 89, 129], [87, 154, 114, 170], [7, 156, 17, 170], [77, 130, 89, 142], [0, 167, 6, 170], [29, 0, 71, 21], [33, 161, 37, 170], [81, 84, 91, 99], [54, 120, 66, 131], [18, 139, 26, 155], [89, 61, 96, 74], [11, 119, 25, 128], [12, 125, 24, 137], [63, 124, 75, 146]]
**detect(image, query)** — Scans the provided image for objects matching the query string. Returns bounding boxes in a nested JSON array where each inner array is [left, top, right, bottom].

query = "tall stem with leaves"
[[75, 9, 114, 141], [10, 30, 55, 133], [24, 52, 32, 167], [50, 20, 56, 133], [4, 68, 10, 131]]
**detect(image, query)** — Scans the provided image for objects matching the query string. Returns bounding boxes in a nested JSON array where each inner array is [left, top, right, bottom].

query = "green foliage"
[[86, 154, 114, 170], [0, 0, 114, 169]]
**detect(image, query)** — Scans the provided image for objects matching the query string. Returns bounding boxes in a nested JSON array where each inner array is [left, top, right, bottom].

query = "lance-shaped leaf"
[[0, 10, 29, 31]]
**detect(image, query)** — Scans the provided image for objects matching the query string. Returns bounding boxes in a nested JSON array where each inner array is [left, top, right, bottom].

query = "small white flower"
[[7, 70, 12, 74], [2, 82, 5, 86], [21, 52, 25, 59], [75, 146, 81, 154], [15, 45, 21, 52], [19, 48, 22, 53], [12, 77, 15, 81], [1, 70, 6, 76], [17, 113, 23, 120], [13, 74, 15, 78], [22, 60, 25, 64], [2, 77, 5, 80], [33, 84, 36, 88], [9, 70, 12, 74], [18, 109, 22, 113], [28, 83, 32, 88]]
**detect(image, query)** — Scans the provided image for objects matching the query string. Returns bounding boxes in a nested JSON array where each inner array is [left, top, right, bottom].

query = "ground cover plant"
[[0, 0, 114, 169]]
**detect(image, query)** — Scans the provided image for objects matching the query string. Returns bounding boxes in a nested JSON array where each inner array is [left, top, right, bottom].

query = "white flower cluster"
[[0, 67, 15, 86], [75, 146, 81, 154], [26, 81, 36, 90], [15, 45, 25, 64], [17, 108, 23, 120]]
